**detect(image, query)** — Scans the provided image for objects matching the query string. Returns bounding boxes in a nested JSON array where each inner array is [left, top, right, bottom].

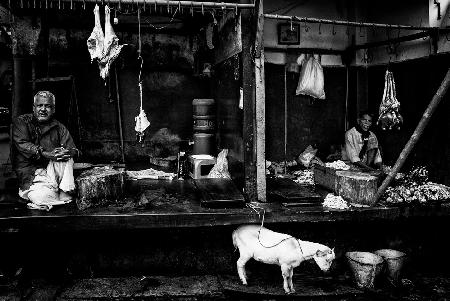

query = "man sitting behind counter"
[[12, 91, 80, 210], [343, 111, 382, 171]]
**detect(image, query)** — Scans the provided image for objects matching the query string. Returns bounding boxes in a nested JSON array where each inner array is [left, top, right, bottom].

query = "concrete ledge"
[[1, 200, 450, 233], [1, 178, 450, 233]]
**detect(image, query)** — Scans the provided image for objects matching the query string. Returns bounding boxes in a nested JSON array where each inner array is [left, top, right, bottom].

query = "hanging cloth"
[[134, 8, 150, 142], [87, 5, 125, 80], [378, 69, 403, 130], [295, 55, 326, 100]]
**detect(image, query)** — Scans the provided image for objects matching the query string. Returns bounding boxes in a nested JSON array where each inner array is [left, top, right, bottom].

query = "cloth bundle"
[[135, 108, 150, 134], [378, 69, 403, 130], [295, 55, 326, 100]]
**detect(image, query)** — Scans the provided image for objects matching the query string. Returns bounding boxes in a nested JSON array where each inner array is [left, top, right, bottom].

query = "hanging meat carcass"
[[87, 5, 125, 80], [378, 69, 403, 130]]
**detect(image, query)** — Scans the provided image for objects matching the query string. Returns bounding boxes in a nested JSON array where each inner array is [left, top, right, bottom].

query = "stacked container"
[[192, 99, 215, 155]]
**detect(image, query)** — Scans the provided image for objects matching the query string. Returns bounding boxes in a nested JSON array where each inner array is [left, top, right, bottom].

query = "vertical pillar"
[[11, 14, 42, 118], [241, 0, 257, 201], [254, 0, 266, 202]]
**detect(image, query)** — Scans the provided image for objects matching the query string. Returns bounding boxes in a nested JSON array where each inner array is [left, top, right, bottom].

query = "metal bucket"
[[346, 251, 384, 289], [374, 249, 406, 283]]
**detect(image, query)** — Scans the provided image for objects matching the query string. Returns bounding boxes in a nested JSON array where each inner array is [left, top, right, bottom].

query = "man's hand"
[[353, 160, 377, 172], [42, 147, 73, 161]]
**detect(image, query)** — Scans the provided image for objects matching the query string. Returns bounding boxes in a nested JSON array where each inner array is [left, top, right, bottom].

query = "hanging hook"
[[304, 18, 309, 32], [434, 0, 441, 20], [235, 3, 238, 16], [178, 1, 181, 13], [190, 2, 193, 16], [201, 3, 204, 15], [167, 0, 170, 13], [82, 0, 85, 10], [332, 21, 336, 35], [143, 0, 146, 11], [290, 17, 293, 32]]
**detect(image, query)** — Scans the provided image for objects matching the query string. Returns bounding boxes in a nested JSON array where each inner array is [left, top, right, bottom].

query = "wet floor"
[[1, 272, 450, 300]]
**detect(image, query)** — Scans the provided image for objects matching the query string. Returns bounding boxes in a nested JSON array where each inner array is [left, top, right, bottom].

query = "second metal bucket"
[[374, 249, 407, 283]]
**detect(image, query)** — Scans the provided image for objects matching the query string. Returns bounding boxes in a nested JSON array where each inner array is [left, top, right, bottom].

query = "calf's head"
[[313, 248, 335, 272]]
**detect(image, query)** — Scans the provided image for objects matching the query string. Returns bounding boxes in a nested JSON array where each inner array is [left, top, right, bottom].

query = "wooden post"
[[373, 68, 450, 206], [241, 0, 257, 201], [254, 0, 266, 202]]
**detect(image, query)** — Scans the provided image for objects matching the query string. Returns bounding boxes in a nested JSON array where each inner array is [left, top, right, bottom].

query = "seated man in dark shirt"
[[343, 111, 382, 170], [12, 91, 80, 210]]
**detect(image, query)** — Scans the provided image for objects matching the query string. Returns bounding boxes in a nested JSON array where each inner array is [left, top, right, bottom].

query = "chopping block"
[[314, 165, 381, 206], [76, 167, 124, 210], [335, 171, 379, 206]]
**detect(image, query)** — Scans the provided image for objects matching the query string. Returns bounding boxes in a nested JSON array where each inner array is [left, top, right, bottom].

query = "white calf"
[[232, 224, 335, 294]]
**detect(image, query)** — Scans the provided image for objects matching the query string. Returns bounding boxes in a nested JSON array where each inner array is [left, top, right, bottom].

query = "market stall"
[[3, 0, 263, 208], [262, 12, 450, 208]]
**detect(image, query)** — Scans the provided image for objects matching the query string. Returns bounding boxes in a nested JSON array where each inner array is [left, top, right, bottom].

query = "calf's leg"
[[288, 267, 295, 292], [281, 264, 291, 293], [237, 255, 250, 285]]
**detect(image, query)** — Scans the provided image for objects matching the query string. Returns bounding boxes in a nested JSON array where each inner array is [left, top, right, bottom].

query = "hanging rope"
[[138, 7, 143, 112], [134, 7, 150, 143]]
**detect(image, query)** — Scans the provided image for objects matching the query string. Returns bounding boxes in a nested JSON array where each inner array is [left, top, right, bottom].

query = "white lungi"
[[19, 159, 75, 210]]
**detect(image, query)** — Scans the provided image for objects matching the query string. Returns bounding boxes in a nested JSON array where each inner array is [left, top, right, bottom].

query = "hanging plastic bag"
[[295, 55, 326, 100], [208, 149, 231, 179]]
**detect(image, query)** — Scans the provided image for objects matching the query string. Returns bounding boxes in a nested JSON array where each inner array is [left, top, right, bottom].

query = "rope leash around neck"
[[246, 203, 298, 249]]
